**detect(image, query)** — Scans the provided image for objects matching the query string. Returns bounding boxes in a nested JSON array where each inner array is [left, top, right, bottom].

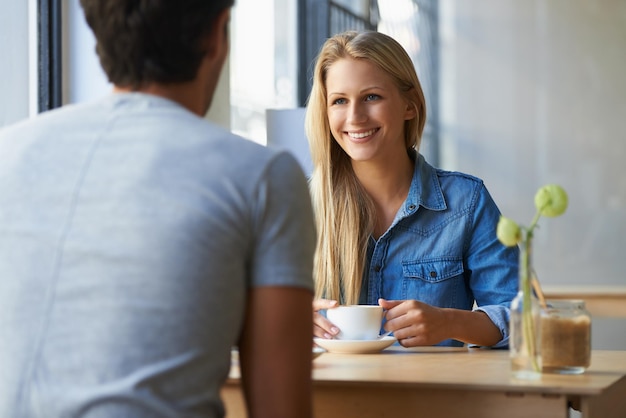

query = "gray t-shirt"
[[0, 93, 315, 417]]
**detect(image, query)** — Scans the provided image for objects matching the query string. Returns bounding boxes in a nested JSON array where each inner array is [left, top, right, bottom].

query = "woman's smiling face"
[[325, 57, 416, 165]]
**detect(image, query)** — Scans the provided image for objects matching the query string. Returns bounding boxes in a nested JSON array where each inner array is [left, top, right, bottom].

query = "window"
[[230, 0, 299, 144], [230, 0, 440, 165], [38, 0, 63, 112], [378, 0, 439, 164]]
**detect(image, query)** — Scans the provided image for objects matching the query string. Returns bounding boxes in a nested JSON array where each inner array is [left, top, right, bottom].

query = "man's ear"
[[204, 8, 231, 60]]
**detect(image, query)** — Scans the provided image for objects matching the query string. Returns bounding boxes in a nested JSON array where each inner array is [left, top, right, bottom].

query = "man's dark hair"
[[79, 0, 235, 87]]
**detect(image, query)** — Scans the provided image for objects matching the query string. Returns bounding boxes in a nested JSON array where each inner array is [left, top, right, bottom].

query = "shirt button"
[[408, 204, 416, 211], [429, 271, 437, 278], [374, 265, 381, 272]]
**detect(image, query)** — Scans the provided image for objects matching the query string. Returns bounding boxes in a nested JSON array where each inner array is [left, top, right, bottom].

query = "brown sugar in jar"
[[541, 300, 591, 374]]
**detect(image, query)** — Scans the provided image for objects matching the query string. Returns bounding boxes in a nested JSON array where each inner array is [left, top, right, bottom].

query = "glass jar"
[[541, 299, 591, 374]]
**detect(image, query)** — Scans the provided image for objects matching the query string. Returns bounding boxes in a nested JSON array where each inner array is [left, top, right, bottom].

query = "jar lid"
[[545, 299, 586, 310]]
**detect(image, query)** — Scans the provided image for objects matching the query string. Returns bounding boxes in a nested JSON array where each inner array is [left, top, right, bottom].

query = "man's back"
[[0, 93, 315, 417]]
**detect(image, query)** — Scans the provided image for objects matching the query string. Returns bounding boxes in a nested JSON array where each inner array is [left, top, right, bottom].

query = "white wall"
[[63, 0, 111, 104], [0, 1, 30, 127], [441, 0, 626, 287], [440, 0, 626, 349]]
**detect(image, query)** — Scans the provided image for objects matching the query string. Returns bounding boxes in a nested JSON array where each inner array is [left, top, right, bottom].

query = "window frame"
[[37, 0, 63, 112]]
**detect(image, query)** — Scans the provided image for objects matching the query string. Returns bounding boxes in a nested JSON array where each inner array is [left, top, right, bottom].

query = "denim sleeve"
[[474, 305, 511, 348], [466, 183, 519, 348]]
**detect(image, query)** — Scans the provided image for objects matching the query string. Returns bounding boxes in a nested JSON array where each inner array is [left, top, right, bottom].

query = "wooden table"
[[222, 346, 626, 418]]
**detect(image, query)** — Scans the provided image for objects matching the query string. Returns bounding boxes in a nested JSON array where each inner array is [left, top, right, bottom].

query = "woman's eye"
[[333, 98, 347, 105], [365, 94, 380, 101]]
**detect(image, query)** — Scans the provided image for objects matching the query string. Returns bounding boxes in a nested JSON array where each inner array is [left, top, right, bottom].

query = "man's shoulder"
[[0, 102, 82, 138]]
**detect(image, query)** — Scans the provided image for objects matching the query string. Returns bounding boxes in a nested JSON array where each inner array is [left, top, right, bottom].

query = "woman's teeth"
[[348, 129, 377, 139]]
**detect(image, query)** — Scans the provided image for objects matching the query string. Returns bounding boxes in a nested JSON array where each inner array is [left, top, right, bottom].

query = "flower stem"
[[520, 231, 540, 373], [528, 210, 542, 234]]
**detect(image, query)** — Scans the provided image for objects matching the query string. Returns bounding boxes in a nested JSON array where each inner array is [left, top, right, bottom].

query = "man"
[[0, 1, 315, 417]]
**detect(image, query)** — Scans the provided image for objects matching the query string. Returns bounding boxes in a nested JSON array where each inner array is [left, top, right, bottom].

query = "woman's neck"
[[353, 154, 414, 238]]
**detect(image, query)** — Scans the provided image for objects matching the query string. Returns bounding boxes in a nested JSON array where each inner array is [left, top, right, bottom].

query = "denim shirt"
[[359, 153, 518, 348]]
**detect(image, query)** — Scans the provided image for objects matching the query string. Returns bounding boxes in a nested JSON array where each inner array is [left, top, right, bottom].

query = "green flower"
[[497, 216, 521, 247], [534, 184, 568, 218], [501, 183, 568, 375]]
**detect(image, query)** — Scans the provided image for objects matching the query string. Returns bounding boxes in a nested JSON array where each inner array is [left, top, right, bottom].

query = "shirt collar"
[[402, 151, 447, 215]]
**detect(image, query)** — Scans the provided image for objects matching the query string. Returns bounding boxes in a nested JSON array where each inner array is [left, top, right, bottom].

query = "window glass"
[[378, 0, 439, 164], [230, 0, 298, 144]]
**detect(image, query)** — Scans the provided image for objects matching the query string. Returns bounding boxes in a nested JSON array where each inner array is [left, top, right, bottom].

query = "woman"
[[306, 30, 518, 348]]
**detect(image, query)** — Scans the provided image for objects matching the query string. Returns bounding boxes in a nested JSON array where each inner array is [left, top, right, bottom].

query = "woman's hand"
[[313, 299, 340, 339], [378, 298, 448, 347], [379, 298, 503, 347]]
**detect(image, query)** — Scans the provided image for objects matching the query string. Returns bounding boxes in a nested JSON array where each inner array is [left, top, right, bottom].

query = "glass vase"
[[509, 238, 542, 380]]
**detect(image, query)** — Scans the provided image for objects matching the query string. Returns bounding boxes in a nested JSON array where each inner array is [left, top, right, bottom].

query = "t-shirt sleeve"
[[248, 151, 316, 292]]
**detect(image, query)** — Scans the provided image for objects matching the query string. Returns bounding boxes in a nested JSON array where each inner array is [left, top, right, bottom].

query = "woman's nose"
[[347, 103, 367, 124]]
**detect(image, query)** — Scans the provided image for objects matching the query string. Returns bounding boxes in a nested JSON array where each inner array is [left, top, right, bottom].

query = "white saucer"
[[313, 336, 397, 354], [312, 347, 325, 359]]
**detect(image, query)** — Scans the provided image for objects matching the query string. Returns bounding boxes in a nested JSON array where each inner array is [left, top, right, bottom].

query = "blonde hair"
[[305, 31, 427, 305]]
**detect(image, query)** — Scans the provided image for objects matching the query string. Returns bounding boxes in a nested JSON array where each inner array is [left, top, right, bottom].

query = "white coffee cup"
[[326, 305, 383, 340]]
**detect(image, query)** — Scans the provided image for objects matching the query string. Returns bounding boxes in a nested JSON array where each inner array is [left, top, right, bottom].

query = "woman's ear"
[[403, 87, 420, 120], [404, 102, 417, 121]]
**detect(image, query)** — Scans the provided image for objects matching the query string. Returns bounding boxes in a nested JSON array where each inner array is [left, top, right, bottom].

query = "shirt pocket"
[[402, 257, 464, 283]]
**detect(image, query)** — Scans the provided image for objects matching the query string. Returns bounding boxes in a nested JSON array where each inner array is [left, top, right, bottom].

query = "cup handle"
[[378, 330, 393, 339]]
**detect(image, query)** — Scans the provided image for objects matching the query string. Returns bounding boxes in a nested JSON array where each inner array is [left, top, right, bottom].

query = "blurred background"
[[1, 0, 625, 350]]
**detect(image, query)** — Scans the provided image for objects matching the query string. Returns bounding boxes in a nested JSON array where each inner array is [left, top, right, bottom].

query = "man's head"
[[80, 0, 234, 89]]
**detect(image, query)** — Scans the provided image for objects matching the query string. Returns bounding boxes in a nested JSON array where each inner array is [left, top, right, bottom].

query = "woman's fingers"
[[313, 298, 338, 311], [313, 299, 340, 339], [313, 312, 340, 339], [378, 298, 403, 311], [379, 299, 440, 346]]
